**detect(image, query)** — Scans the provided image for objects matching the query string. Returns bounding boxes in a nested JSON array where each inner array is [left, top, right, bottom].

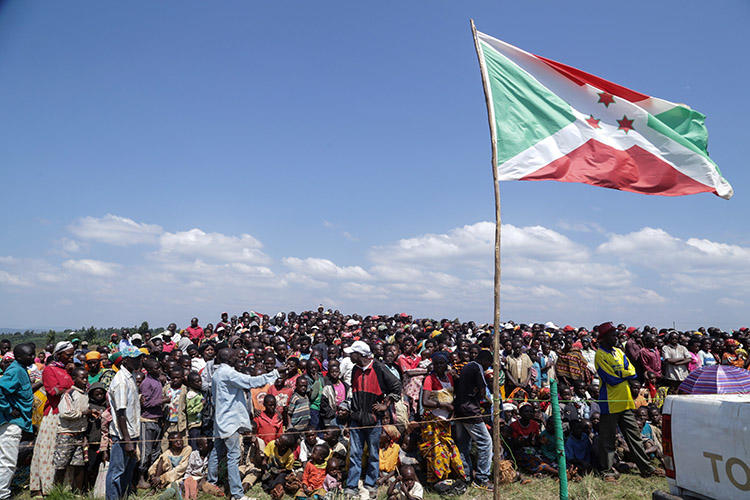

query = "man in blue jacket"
[[0, 343, 34, 500]]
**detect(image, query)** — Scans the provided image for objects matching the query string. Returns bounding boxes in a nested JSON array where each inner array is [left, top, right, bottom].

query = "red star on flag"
[[617, 115, 634, 133], [586, 115, 601, 129], [597, 92, 615, 107]]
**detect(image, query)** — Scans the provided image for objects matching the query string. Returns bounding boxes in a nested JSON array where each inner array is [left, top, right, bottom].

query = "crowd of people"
[[0, 307, 748, 500]]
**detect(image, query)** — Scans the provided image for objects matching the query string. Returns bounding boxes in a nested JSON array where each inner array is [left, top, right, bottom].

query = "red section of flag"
[[534, 54, 649, 103], [520, 139, 714, 196]]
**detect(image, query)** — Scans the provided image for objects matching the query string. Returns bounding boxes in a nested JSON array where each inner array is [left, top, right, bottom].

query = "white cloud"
[[283, 272, 329, 289], [3, 216, 750, 329], [283, 257, 371, 280], [598, 227, 750, 291], [60, 238, 82, 253], [0, 270, 29, 286], [372, 222, 586, 265], [62, 259, 120, 277], [69, 214, 163, 245], [158, 229, 269, 264], [340, 282, 385, 298], [717, 297, 743, 307]]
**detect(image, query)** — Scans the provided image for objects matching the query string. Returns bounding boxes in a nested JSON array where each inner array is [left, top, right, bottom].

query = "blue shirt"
[[211, 364, 278, 438], [0, 361, 34, 432], [565, 434, 592, 464]]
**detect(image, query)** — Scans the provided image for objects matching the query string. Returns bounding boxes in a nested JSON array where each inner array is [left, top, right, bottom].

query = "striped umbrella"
[[678, 365, 750, 395]]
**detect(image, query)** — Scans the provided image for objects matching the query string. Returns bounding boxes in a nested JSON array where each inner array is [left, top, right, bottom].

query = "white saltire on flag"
[[475, 30, 733, 199]]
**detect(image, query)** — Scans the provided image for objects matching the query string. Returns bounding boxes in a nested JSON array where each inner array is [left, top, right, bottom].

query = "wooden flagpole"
[[470, 19, 503, 500]]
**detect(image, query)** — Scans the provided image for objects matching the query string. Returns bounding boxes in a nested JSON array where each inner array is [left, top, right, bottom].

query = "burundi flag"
[[475, 30, 733, 199]]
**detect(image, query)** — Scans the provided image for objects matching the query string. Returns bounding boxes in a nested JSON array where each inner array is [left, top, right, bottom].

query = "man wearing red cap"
[[595, 322, 663, 480]]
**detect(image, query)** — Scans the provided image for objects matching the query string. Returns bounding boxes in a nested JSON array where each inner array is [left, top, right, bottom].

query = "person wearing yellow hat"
[[85, 351, 103, 385]]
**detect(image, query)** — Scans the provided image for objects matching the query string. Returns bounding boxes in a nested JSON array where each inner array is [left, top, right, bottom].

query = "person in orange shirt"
[[301, 444, 330, 499]]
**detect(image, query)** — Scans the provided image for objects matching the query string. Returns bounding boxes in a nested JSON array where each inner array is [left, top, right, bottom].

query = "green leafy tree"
[[84, 326, 97, 343], [138, 321, 150, 335], [45, 329, 57, 346]]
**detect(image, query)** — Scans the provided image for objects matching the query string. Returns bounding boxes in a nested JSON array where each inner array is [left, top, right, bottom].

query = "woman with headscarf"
[[29, 341, 74, 496], [418, 351, 466, 486]]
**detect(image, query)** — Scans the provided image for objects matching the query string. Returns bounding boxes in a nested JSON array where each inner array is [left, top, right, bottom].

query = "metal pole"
[[550, 378, 570, 500], [470, 19, 503, 499]]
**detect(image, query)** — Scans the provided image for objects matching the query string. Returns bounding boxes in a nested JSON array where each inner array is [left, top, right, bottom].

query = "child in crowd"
[[323, 456, 344, 498], [262, 433, 299, 500], [255, 394, 283, 446], [386, 465, 423, 500], [565, 420, 593, 474], [183, 436, 212, 500], [300, 443, 330, 499], [53, 367, 94, 491], [240, 425, 266, 491], [334, 400, 350, 429], [85, 382, 107, 491], [185, 371, 205, 449], [377, 425, 401, 485], [306, 359, 325, 430], [162, 366, 187, 450], [268, 374, 293, 418], [321, 427, 347, 461], [509, 403, 558, 477], [397, 431, 419, 468], [148, 431, 192, 495], [288, 377, 311, 430], [636, 407, 663, 464], [298, 427, 325, 465]]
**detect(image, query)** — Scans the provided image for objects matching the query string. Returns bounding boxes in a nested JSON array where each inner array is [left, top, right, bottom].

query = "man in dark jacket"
[[344, 341, 401, 498], [454, 349, 494, 489]]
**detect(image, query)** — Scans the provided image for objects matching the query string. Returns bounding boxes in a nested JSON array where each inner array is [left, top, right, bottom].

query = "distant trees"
[[1, 321, 160, 350]]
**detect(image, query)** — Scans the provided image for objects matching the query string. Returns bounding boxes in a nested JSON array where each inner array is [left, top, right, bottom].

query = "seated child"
[[565, 420, 593, 474], [299, 443, 330, 499], [241, 425, 266, 490], [262, 433, 299, 500], [183, 436, 212, 500], [323, 456, 344, 498], [148, 431, 192, 495], [636, 407, 663, 462], [298, 427, 325, 465], [377, 425, 401, 485], [509, 403, 557, 477], [387, 465, 423, 500], [321, 426, 347, 461], [397, 431, 419, 468]]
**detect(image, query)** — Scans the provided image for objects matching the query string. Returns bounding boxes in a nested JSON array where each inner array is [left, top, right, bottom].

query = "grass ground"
[[17, 474, 668, 500]]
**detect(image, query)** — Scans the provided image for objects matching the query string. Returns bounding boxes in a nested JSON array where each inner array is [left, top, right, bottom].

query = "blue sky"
[[1, 1, 748, 330]]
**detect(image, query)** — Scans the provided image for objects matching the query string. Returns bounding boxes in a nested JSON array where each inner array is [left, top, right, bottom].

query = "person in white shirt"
[[105, 346, 143, 500], [206, 348, 282, 500]]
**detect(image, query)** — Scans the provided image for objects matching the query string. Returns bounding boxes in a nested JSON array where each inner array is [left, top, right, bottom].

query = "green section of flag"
[[480, 41, 576, 164], [653, 106, 709, 155], [647, 112, 723, 176]]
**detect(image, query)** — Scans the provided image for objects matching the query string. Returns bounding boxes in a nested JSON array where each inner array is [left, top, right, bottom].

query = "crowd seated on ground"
[[0, 308, 746, 500]]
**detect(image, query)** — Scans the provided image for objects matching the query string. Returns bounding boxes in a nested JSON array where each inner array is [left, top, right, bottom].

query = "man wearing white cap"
[[343, 341, 401, 498]]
